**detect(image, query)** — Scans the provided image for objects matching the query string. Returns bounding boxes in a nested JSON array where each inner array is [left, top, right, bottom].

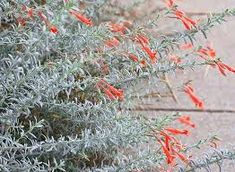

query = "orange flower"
[[135, 34, 149, 46], [109, 22, 127, 34], [96, 79, 124, 100], [22, 5, 34, 19], [165, 0, 175, 8], [165, 128, 189, 136], [171, 147, 189, 163], [164, 135, 171, 151], [169, 55, 181, 64], [157, 127, 194, 166], [128, 53, 139, 62], [69, 9, 93, 26], [159, 131, 189, 165], [102, 87, 116, 100], [105, 37, 120, 48], [177, 115, 196, 128], [16, 16, 26, 26], [38, 11, 49, 24], [160, 131, 185, 151], [180, 43, 193, 50], [134, 34, 157, 63], [141, 45, 157, 63], [215, 61, 235, 76], [27, 8, 34, 18], [158, 139, 175, 164], [221, 63, 235, 73], [37, 11, 58, 34], [159, 132, 173, 150], [174, 9, 197, 30], [49, 25, 59, 34], [140, 59, 147, 67], [184, 84, 204, 109], [107, 85, 124, 98], [198, 46, 216, 59], [216, 62, 227, 76], [155, 114, 197, 166]]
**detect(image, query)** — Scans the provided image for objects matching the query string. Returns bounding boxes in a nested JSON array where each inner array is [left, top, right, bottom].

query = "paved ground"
[[131, 0, 235, 171]]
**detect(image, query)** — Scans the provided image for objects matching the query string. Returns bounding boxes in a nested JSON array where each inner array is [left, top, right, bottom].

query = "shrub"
[[1, 0, 235, 171]]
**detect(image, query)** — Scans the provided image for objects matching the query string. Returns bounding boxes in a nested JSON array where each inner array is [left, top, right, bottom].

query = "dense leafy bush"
[[1, 0, 235, 171]]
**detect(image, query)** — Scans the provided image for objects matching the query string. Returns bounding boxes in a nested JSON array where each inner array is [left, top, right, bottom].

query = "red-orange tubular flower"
[[140, 59, 147, 67], [215, 61, 235, 76], [141, 45, 157, 63], [180, 43, 193, 50], [49, 25, 59, 34], [171, 147, 189, 163], [198, 45, 216, 59], [160, 131, 183, 150], [17, 5, 34, 27], [28, 8, 34, 18], [128, 53, 139, 62], [105, 37, 120, 48], [174, 9, 197, 30], [96, 79, 124, 101], [184, 84, 204, 109], [165, 128, 189, 136], [109, 22, 127, 34], [135, 34, 150, 46], [134, 34, 157, 63], [22, 5, 34, 18], [69, 9, 93, 26], [165, 0, 175, 8], [38, 11, 49, 24], [155, 115, 197, 166], [169, 54, 181, 64], [158, 130, 189, 165], [158, 139, 175, 164], [177, 115, 196, 128], [198, 45, 235, 76], [22, 5, 34, 19], [16, 16, 26, 26], [37, 11, 59, 34]]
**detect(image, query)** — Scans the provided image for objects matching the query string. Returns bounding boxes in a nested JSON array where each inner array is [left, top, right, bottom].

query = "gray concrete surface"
[[134, 1, 235, 171]]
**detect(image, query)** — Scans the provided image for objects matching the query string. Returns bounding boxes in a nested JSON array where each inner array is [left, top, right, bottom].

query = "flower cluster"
[[96, 79, 124, 100], [69, 9, 93, 26], [17, 5, 59, 34], [150, 115, 196, 169], [197, 44, 235, 76], [166, 0, 198, 30]]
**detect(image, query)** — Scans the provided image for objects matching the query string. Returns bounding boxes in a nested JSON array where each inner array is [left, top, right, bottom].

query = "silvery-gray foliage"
[[1, 0, 235, 171]]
